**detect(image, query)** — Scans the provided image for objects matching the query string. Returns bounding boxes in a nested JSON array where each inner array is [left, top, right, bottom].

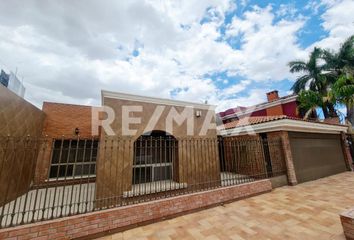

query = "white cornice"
[[101, 90, 216, 110], [219, 119, 348, 136], [221, 95, 298, 120]]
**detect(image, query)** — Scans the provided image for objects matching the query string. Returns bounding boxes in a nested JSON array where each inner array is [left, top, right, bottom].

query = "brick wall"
[[41, 102, 97, 139], [34, 102, 98, 185], [266, 132, 287, 174], [341, 132, 353, 171], [266, 105, 284, 116], [278, 131, 298, 185], [266, 91, 279, 102], [0, 179, 272, 240]]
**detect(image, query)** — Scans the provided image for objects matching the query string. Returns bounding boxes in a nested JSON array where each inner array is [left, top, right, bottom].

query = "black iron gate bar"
[[0, 135, 287, 229]]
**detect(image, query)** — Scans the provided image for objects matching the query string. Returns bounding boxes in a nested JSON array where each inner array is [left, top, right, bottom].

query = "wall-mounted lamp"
[[74, 127, 80, 135], [195, 110, 202, 117]]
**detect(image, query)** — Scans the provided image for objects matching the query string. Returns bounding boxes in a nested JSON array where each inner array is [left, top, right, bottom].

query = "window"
[[48, 139, 98, 179], [132, 132, 177, 184]]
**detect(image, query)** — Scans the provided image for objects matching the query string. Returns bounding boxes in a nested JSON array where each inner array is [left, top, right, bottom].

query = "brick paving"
[[98, 172, 354, 240]]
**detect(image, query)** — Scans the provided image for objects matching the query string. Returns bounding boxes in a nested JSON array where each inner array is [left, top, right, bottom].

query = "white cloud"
[[216, 88, 267, 112], [225, 5, 307, 81], [308, 0, 354, 50], [305, 0, 322, 15], [0, 0, 235, 107], [276, 3, 298, 18], [0, 0, 352, 114], [222, 80, 251, 96]]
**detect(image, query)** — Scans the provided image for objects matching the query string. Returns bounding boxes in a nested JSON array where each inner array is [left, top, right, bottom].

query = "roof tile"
[[219, 115, 344, 130]]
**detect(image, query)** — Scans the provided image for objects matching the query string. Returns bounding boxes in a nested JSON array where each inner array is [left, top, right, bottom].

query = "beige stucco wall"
[[0, 85, 45, 204], [0, 84, 44, 137], [95, 96, 220, 204], [102, 97, 217, 139]]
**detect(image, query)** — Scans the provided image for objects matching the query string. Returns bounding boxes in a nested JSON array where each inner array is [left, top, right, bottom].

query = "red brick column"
[[341, 132, 353, 171], [280, 131, 297, 185]]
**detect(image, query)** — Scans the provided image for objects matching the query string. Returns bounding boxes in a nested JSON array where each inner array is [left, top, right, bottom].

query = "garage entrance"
[[289, 132, 347, 183]]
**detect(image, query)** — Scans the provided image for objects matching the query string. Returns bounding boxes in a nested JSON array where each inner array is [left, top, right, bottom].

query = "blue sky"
[[211, 0, 329, 100], [0, 0, 353, 113]]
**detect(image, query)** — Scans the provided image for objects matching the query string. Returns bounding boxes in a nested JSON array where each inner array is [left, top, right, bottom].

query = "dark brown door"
[[289, 132, 347, 183]]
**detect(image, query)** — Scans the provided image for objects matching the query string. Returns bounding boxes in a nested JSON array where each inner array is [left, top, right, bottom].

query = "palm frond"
[[338, 35, 354, 67], [332, 75, 354, 108], [322, 49, 339, 71], [297, 90, 322, 119], [308, 47, 322, 72], [291, 75, 311, 93], [288, 60, 307, 73]]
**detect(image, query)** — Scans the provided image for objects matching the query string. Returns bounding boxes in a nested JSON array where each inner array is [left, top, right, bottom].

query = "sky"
[[0, 0, 353, 112]]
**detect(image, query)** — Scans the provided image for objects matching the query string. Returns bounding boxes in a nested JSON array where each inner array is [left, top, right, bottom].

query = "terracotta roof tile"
[[219, 115, 345, 130], [220, 115, 287, 130]]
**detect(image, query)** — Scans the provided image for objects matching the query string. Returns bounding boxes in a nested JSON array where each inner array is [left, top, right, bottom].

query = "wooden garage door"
[[289, 132, 347, 183]]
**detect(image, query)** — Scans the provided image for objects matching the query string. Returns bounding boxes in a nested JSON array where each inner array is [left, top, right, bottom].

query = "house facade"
[[95, 90, 220, 203], [218, 90, 299, 124], [218, 115, 352, 184], [0, 86, 352, 236]]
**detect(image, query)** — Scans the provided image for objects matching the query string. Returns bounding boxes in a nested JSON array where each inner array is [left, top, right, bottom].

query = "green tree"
[[323, 35, 354, 125], [288, 47, 336, 118], [297, 90, 322, 119], [331, 75, 354, 126], [322, 35, 354, 76]]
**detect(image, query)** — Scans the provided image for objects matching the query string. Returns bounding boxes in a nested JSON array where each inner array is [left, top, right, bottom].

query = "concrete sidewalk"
[[98, 172, 354, 240]]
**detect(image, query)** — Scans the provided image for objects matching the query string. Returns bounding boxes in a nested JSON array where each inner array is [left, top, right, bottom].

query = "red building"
[[218, 90, 300, 124]]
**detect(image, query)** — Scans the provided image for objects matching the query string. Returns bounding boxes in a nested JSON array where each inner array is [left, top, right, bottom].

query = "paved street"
[[98, 172, 354, 240]]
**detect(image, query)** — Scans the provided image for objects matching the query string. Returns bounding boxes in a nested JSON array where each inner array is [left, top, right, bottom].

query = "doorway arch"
[[132, 130, 178, 184]]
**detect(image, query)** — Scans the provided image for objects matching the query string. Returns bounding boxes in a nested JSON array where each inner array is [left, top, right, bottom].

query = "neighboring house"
[[218, 90, 299, 124], [218, 115, 351, 184], [0, 69, 25, 98]]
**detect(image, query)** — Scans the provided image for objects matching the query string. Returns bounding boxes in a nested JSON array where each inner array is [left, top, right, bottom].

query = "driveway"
[[98, 172, 354, 240]]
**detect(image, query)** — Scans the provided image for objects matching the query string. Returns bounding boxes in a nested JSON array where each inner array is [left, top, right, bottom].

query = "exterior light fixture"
[[74, 127, 80, 135], [195, 110, 202, 117]]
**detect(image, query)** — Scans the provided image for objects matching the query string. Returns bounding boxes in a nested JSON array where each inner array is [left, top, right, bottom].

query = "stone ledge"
[[341, 207, 354, 240]]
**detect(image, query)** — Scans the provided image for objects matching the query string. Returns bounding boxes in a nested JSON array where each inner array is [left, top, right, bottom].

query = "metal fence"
[[219, 137, 287, 180], [0, 135, 287, 228]]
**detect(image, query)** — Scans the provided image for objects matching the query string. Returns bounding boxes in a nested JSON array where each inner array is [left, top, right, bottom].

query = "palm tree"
[[297, 90, 322, 119], [331, 75, 354, 126], [323, 35, 354, 125], [288, 47, 335, 118], [322, 35, 354, 76]]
